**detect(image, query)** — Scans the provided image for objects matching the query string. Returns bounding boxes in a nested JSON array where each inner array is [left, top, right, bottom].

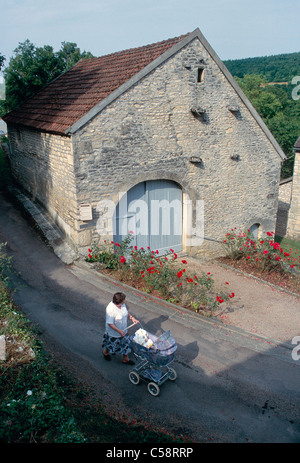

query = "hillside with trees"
[[224, 52, 300, 82], [225, 53, 300, 178]]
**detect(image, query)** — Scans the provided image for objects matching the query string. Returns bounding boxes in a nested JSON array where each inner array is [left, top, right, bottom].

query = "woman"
[[102, 292, 139, 365]]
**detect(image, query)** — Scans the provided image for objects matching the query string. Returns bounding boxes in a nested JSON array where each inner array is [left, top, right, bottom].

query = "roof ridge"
[[79, 33, 191, 63]]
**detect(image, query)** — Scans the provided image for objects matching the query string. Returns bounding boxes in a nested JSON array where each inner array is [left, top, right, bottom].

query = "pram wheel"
[[129, 371, 140, 385], [147, 382, 160, 396], [168, 367, 177, 381]]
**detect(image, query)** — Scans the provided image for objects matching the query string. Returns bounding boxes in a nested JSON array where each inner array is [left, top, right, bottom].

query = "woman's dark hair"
[[113, 292, 126, 305]]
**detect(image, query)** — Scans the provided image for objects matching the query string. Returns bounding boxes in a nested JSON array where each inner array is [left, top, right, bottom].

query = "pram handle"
[[125, 321, 143, 331]]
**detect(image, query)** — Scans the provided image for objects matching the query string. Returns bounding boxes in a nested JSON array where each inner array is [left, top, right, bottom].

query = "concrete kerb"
[[6, 185, 78, 265], [71, 258, 294, 359]]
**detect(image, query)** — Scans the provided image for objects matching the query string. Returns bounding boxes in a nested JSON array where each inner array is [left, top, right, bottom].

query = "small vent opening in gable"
[[197, 68, 204, 83]]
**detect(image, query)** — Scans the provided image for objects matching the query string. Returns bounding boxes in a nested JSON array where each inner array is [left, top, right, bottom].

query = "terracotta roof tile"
[[4, 34, 189, 135]]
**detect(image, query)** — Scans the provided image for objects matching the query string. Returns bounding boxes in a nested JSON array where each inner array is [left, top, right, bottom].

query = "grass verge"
[[275, 235, 300, 256]]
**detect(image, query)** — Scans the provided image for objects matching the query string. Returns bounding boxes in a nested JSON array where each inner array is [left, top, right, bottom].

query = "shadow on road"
[[0, 191, 300, 443]]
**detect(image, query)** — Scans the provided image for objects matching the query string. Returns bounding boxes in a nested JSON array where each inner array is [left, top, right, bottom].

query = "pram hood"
[[130, 329, 177, 358], [149, 330, 177, 354]]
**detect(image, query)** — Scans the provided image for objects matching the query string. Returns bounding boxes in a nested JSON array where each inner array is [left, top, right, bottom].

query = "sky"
[[0, 0, 299, 70]]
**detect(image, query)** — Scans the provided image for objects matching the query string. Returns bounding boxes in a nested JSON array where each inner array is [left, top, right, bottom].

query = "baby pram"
[[128, 323, 177, 396]]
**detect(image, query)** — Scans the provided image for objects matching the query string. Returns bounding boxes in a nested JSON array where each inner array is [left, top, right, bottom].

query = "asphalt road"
[[0, 192, 300, 443]]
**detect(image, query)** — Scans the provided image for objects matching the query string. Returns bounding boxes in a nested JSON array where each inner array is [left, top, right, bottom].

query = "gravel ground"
[[183, 257, 300, 344]]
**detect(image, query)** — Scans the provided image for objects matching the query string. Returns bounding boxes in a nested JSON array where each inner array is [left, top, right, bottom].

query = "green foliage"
[[0, 53, 5, 71], [0, 242, 11, 283], [224, 52, 300, 82], [86, 233, 133, 270], [225, 53, 300, 178], [234, 72, 300, 178], [0, 39, 94, 115], [0, 281, 86, 443], [275, 235, 300, 256], [222, 229, 300, 274], [57, 41, 93, 69], [0, 359, 86, 443]]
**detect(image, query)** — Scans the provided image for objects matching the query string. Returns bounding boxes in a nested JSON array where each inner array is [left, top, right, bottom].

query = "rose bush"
[[222, 228, 300, 275], [86, 234, 232, 316]]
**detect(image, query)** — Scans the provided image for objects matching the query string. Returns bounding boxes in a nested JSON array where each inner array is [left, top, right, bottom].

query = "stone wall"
[[275, 178, 292, 237], [7, 125, 78, 242], [72, 38, 282, 256], [287, 153, 300, 240]]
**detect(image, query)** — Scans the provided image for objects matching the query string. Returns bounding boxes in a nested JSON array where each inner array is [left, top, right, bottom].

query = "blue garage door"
[[114, 180, 182, 255]]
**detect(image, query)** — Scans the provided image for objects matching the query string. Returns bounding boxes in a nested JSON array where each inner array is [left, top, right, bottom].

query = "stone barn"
[[3, 28, 286, 258]]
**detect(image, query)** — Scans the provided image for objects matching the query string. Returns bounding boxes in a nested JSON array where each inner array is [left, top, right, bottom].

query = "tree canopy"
[[224, 52, 300, 83], [226, 51, 300, 179], [0, 40, 93, 114], [235, 73, 300, 177]]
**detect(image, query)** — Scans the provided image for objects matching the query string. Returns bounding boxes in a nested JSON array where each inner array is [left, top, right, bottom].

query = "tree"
[[236, 74, 283, 120], [57, 42, 93, 70], [236, 74, 299, 178], [225, 52, 300, 83], [1, 40, 94, 114], [0, 53, 5, 71], [2, 40, 61, 111]]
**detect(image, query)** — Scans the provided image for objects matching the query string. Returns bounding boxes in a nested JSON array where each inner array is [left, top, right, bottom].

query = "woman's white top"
[[105, 301, 128, 337]]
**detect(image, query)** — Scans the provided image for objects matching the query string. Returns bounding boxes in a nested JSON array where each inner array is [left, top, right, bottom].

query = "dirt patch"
[[218, 256, 300, 296], [182, 257, 300, 343]]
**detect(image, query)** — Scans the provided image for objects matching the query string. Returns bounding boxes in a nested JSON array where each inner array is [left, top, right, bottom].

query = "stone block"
[[0, 335, 6, 361]]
